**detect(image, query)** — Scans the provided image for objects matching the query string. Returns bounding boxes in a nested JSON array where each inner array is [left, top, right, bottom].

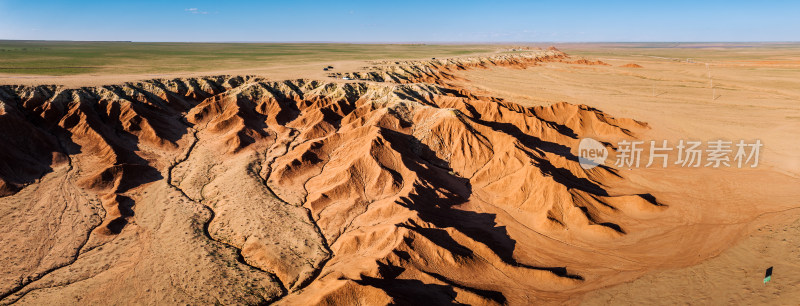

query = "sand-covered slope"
[[0, 50, 739, 305]]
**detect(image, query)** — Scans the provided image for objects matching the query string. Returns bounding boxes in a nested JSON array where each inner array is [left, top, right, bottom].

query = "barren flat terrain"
[[0, 43, 798, 305]]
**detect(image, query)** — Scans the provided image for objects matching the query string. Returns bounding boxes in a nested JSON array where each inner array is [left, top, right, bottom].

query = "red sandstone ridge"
[[328, 50, 567, 84], [1, 53, 672, 305], [568, 59, 611, 66], [621, 63, 643, 68]]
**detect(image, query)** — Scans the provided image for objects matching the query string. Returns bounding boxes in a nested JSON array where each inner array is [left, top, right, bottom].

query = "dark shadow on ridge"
[[382, 128, 584, 282]]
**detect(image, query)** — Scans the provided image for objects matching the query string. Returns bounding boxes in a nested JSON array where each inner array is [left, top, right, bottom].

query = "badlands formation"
[[0, 48, 797, 305]]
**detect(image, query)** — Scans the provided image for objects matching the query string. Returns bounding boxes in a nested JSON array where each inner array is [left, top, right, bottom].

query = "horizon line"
[[2, 39, 800, 45]]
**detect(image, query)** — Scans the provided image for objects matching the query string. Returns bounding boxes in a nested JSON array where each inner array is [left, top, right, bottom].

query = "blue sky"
[[0, 0, 797, 42]]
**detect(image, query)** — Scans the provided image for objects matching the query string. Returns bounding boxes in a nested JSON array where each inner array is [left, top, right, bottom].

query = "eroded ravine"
[[256, 126, 334, 295], [165, 123, 291, 299], [0, 94, 103, 304]]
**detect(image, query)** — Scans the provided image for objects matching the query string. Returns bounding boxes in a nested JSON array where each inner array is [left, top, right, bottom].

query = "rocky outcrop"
[[0, 52, 665, 305]]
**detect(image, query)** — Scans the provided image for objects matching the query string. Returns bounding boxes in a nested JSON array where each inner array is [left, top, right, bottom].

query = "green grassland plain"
[[0, 40, 495, 75]]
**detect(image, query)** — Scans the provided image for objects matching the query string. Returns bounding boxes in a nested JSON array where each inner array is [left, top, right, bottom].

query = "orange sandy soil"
[[0, 46, 798, 305], [456, 46, 800, 304]]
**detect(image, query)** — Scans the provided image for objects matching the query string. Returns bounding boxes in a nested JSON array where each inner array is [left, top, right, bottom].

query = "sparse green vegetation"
[[0, 40, 494, 75]]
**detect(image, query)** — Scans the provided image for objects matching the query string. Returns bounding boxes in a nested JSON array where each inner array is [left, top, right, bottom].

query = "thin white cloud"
[[184, 8, 208, 15]]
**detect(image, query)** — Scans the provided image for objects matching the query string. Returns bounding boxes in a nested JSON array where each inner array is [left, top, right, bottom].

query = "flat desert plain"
[[0, 42, 798, 305]]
